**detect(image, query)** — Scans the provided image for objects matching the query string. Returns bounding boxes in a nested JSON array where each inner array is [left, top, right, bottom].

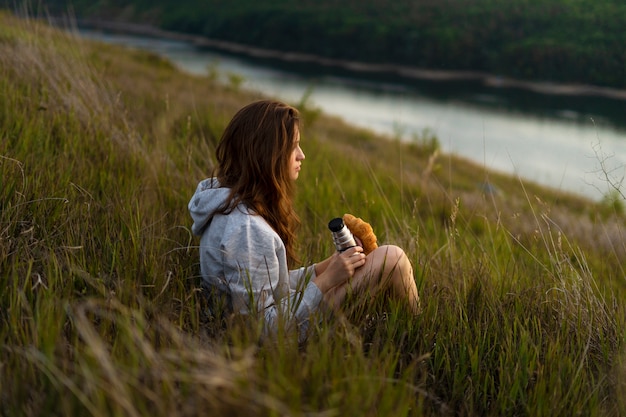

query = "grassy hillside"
[[2, 12, 626, 416], [25, 0, 626, 89]]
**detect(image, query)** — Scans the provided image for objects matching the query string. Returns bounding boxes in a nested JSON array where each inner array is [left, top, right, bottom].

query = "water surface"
[[80, 30, 626, 201]]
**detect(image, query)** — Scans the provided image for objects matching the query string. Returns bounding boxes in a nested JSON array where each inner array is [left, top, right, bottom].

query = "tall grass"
[[1, 12, 626, 416]]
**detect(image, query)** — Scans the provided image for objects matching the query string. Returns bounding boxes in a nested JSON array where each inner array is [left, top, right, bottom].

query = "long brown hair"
[[214, 100, 301, 265]]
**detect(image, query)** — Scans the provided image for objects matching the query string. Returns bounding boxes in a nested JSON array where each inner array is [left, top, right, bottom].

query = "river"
[[79, 29, 626, 201]]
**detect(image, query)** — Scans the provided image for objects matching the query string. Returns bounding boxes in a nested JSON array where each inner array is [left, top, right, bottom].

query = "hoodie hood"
[[188, 178, 232, 235]]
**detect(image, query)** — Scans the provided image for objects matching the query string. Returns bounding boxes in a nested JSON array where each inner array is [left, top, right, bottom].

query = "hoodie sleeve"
[[289, 265, 316, 290]]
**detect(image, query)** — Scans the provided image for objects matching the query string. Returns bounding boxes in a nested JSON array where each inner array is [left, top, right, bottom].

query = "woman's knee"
[[363, 246, 420, 314], [371, 245, 411, 271]]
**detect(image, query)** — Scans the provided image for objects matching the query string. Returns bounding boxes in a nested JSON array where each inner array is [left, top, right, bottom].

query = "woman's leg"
[[324, 245, 421, 314]]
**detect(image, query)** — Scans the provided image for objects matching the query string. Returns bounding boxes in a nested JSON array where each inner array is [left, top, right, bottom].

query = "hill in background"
[[18, 0, 626, 91]]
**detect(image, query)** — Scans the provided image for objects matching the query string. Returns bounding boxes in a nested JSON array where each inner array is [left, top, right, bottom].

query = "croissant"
[[343, 213, 378, 255]]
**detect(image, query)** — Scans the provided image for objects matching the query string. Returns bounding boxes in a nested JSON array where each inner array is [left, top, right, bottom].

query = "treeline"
[[18, 0, 626, 89]]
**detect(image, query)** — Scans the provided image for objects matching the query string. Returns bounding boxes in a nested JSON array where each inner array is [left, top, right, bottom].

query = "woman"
[[189, 100, 420, 341]]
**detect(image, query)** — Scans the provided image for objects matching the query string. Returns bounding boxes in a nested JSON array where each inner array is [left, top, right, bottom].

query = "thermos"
[[328, 217, 357, 252]]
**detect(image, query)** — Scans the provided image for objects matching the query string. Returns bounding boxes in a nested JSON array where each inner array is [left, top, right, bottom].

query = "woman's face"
[[289, 127, 305, 180]]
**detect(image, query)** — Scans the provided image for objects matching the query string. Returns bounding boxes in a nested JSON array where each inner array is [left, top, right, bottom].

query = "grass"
[[1, 11, 626, 416]]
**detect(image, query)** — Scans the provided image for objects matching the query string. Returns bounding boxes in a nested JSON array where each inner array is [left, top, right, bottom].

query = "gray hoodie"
[[188, 178, 323, 337]]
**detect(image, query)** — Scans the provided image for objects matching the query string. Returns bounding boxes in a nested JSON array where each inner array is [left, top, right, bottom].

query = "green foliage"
[[598, 189, 625, 218], [20, 0, 626, 89], [1, 12, 626, 416], [226, 72, 244, 91]]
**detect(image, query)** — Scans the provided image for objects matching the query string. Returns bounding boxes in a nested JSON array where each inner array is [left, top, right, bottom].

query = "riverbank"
[[66, 16, 626, 202], [70, 18, 626, 102]]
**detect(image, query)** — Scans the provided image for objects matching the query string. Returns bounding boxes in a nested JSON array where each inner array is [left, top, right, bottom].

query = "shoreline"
[[71, 18, 626, 102]]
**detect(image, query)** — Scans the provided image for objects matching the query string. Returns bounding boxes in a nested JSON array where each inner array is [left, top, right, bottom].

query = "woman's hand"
[[313, 246, 366, 293]]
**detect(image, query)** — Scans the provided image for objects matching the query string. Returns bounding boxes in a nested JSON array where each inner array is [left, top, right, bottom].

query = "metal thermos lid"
[[328, 218, 344, 232]]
